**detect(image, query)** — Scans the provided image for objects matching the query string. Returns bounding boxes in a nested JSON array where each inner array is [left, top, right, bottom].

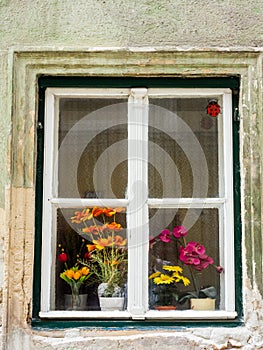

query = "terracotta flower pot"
[[155, 305, 177, 310]]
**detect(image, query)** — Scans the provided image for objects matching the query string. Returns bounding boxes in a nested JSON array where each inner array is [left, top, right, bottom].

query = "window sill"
[[39, 310, 237, 320]]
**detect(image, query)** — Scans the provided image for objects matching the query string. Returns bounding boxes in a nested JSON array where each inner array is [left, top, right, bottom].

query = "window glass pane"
[[148, 98, 221, 198], [54, 207, 127, 311], [148, 208, 222, 310], [58, 98, 128, 198]]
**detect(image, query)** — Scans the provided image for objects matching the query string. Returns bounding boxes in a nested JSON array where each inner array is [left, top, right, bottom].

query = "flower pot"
[[64, 293, 88, 310], [190, 298, 215, 310], [99, 297, 125, 311], [155, 305, 177, 311]]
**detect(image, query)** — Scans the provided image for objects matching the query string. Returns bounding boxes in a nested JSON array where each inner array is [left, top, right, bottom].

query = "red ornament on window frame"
[[206, 99, 221, 117]]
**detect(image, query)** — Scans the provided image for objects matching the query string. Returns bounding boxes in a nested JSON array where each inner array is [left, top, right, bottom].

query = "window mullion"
[[127, 88, 149, 318], [222, 91, 235, 311]]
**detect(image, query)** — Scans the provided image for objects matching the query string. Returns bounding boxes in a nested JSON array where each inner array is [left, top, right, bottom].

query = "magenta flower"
[[173, 225, 187, 238], [186, 241, 206, 256], [192, 256, 214, 271], [158, 229, 171, 243], [179, 242, 213, 271], [216, 265, 224, 273]]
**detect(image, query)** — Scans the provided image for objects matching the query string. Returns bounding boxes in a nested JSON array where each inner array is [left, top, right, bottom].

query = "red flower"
[[58, 252, 67, 263], [84, 251, 91, 260]]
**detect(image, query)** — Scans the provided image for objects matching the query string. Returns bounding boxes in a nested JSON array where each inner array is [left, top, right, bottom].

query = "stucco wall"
[[1, 0, 263, 48], [1, 1, 263, 349]]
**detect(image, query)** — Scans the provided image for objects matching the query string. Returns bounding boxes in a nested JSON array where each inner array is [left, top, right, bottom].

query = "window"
[[36, 80, 240, 321]]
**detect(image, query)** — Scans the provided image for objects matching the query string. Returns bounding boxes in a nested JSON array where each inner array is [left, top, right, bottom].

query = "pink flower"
[[173, 226, 187, 238], [216, 265, 224, 273], [158, 229, 171, 243], [186, 242, 206, 256], [192, 256, 214, 271]]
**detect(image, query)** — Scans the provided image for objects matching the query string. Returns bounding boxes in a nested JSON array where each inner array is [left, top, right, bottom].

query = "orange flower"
[[93, 237, 114, 249], [87, 244, 97, 252], [71, 208, 92, 223], [104, 208, 116, 217], [73, 271, 81, 280], [81, 208, 93, 221], [82, 225, 103, 235], [81, 266, 90, 275], [92, 207, 104, 217], [71, 210, 85, 223], [114, 235, 127, 247], [64, 269, 74, 279], [105, 222, 122, 231]]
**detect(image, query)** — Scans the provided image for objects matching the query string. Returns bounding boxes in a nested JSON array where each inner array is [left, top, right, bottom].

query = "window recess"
[[38, 86, 238, 321]]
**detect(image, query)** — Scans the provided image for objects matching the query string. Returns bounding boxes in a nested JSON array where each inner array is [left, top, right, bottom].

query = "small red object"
[[207, 99, 221, 117], [58, 252, 67, 262]]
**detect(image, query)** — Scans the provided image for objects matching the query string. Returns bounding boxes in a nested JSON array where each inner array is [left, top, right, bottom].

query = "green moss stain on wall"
[[0, 52, 11, 207]]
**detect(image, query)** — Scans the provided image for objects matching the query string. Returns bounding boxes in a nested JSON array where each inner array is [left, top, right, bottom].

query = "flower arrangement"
[[150, 225, 224, 308], [149, 265, 190, 308], [70, 207, 128, 298], [58, 244, 91, 309]]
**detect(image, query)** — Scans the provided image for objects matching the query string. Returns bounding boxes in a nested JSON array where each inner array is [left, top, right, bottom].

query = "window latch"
[[234, 108, 240, 122], [37, 121, 43, 129]]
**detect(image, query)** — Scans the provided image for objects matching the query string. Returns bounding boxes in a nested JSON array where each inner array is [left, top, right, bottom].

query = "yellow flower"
[[181, 276, 190, 286], [163, 265, 182, 273], [149, 271, 161, 279], [154, 274, 175, 285]]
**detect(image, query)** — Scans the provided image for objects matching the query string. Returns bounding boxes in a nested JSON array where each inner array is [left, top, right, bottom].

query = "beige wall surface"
[[0, 1, 263, 350]]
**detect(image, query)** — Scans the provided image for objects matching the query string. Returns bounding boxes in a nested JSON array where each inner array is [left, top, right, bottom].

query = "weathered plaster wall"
[[0, 0, 263, 48], [0, 1, 263, 349]]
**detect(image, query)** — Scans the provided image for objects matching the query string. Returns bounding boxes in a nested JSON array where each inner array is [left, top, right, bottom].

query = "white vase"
[[99, 297, 125, 311], [190, 298, 215, 310]]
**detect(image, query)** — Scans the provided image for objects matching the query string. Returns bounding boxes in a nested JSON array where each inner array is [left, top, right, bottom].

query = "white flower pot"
[[190, 298, 215, 310], [99, 297, 125, 311]]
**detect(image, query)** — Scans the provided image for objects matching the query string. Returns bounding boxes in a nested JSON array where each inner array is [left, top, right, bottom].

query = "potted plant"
[[58, 246, 91, 310], [149, 265, 190, 310], [71, 207, 128, 311], [149, 225, 224, 311]]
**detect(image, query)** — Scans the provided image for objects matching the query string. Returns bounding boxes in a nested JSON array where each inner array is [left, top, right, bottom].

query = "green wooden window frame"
[[33, 76, 242, 328]]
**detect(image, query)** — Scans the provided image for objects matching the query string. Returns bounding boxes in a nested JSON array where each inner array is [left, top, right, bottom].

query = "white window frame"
[[39, 87, 237, 320]]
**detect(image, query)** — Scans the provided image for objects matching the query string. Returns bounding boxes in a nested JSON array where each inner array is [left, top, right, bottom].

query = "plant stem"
[[189, 266, 199, 294]]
